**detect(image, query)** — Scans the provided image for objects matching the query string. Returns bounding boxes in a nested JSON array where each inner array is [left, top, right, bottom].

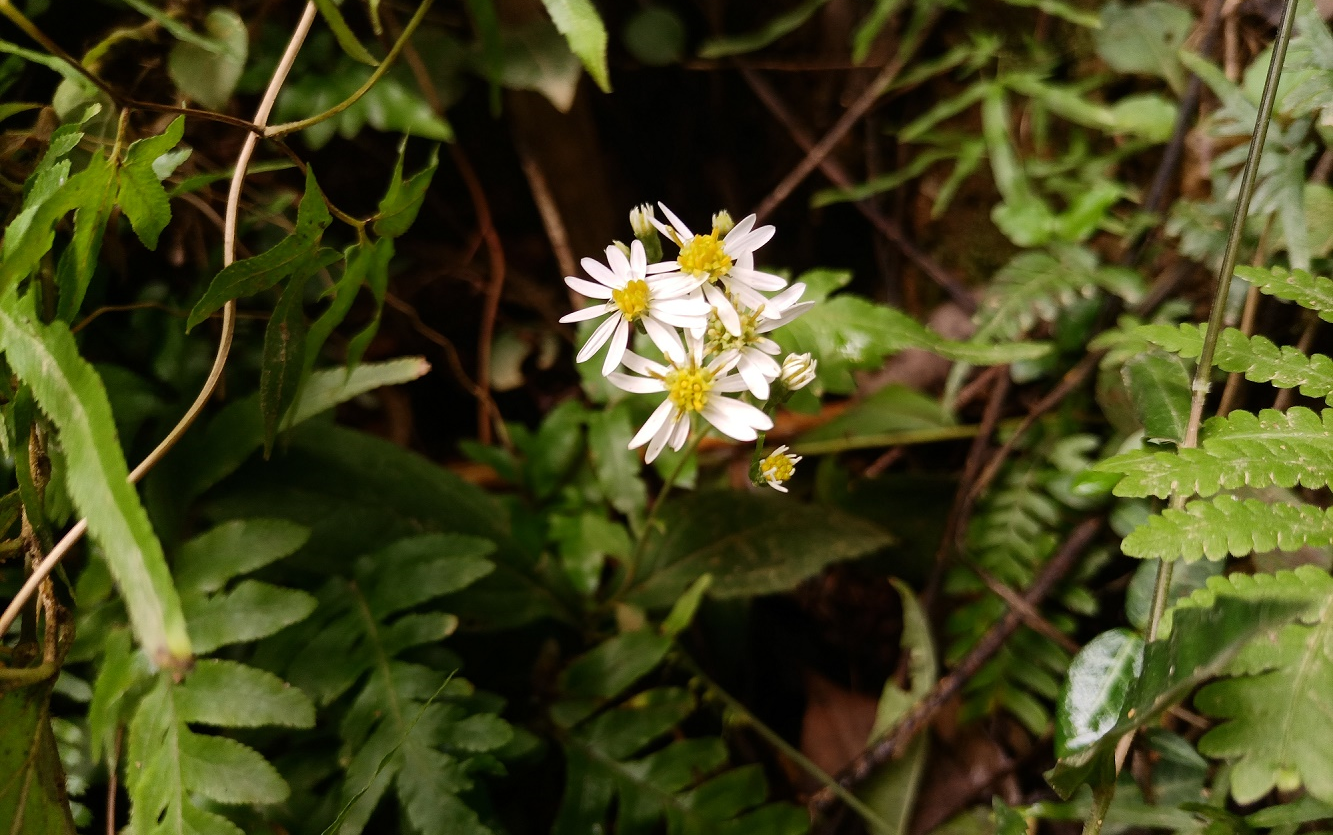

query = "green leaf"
[[1055, 629, 1144, 759], [550, 512, 630, 596], [586, 402, 649, 519], [1001, 0, 1099, 27], [313, 0, 380, 66], [1246, 795, 1333, 828], [496, 19, 585, 112], [360, 534, 496, 618], [183, 580, 318, 653], [260, 259, 314, 455], [976, 248, 1144, 343], [0, 294, 191, 668], [623, 5, 687, 66], [852, 0, 909, 64], [121, 0, 233, 55], [0, 680, 78, 834], [54, 152, 118, 321], [188, 167, 331, 330], [1122, 352, 1190, 444], [559, 630, 673, 702], [661, 575, 713, 640], [174, 659, 315, 728], [167, 8, 248, 110], [305, 240, 393, 373], [374, 145, 438, 239], [88, 629, 145, 764], [1124, 496, 1333, 562], [1096, 407, 1333, 499], [858, 580, 936, 835], [465, 0, 504, 110], [116, 115, 185, 250], [540, 0, 611, 92], [1235, 265, 1333, 321], [699, 0, 831, 59], [627, 491, 892, 609], [798, 384, 955, 446], [1095, 0, 1194, 89], [1138, 322, 1333, 401], [174, 518, 311, 595], [1047, 587, 1310, 797]]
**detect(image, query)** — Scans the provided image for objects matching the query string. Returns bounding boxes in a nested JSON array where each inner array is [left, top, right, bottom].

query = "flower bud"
[[711, 210, 735, 236], [779, 353, 817, 391], [629, 204, 663, 262]]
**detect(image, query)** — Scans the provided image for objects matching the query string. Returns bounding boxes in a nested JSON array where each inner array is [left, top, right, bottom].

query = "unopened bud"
[[612, 240, 632, 258], [711, 210, 735, 236], [779, 353, 816, 391], [629, 203, 663, 262]]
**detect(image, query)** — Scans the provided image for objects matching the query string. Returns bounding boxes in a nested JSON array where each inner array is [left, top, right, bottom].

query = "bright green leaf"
[[541, 0, 611, 91]]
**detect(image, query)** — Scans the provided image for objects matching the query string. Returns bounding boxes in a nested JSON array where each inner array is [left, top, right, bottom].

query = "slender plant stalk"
[[617, 430, 707, 598], [1144, 0, 1299, 643], [265, 0, 434, 138], [0, 3, 320, 642]]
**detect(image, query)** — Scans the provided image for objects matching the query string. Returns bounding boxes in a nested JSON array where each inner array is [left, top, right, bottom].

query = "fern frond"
[[1122, 496, 1333, 562], [1096, 407, 1333, 498], [1235, 265, 1333, 320], [1138, 323, 1333, 400], [1170, 567, 1333, 804], [975, 248, 1144, 342]]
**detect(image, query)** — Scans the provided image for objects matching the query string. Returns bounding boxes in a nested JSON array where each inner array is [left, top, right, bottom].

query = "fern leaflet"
[[1136, 323, 1333, 401], [1234, 265, 1333, 320], [975, 247, 1143, 342], [1123, 495, 1333, 562]]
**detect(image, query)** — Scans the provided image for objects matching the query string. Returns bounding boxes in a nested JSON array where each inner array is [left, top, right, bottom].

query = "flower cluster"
[[561, 203, 817, 491]]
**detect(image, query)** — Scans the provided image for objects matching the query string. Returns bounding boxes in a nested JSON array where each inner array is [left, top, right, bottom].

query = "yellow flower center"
[[761, 451, 796, 484], [611, 279, 651, 321], [706, 303, 762, 352], [677, 231, 732, 281], [665, 364, 713, 413]]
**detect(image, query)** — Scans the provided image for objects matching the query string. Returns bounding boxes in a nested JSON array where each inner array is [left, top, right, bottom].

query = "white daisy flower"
[[560, 239, 709, 375], [606, 335, 773, 463], [757, 445, 802, 493], [651, 203, 788, 336], [702, 283, 814, 400]]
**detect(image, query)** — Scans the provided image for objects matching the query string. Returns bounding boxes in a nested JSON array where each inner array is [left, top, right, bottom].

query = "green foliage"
[[1123, 496, 1333, 562], [1121, 352, 1190, 444], [167, 8, 248, 110], [313, 0, 380, 66], [1055, 629, 1143, 759], [540, 0, 611, 91], [0, 680, 78, 834], [1138, 322, 1333, 401], [1234, 265, 1333, 320], [698, 0, 831, 59], [975, 248, 1143, 343]]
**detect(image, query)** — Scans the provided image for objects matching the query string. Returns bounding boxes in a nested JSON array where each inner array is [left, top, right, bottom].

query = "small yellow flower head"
[[664, 361, 715, 413], [705, 300, 761, 353], [677, 231, 732, 282], [711, 210, 735, 236], [758, 445, 802, 493], [779, 353, 817, 391], [611, 278, 651, 322]]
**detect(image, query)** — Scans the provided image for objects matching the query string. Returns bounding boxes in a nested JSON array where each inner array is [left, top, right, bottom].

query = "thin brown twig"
[[809, 517, 1103, 819], [517, 146, 578, 281], [741, 67, 975, 312]]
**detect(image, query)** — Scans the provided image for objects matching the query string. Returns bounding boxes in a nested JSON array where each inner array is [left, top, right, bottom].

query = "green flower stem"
[[265, 0, 434, 138], [791, 419, 1022, 456], [679, 652, 896, 834], [616, 429, 707, 600]]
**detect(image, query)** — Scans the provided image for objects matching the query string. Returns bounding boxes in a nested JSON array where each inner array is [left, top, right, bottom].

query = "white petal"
[[728, 282, 772, 313], [704, 283, 741, 336], [646, 413, 678, 462], [754, 337, 782, 355], [713, 373, 750, 393], [605, 244, 633, 278], [738, 358, 771, 399], [566, 276, 614, 299], [607, 372, 666, 394], [647, 260, 680, 274], [657, 202, 694, 242], [766, 282, 807, 311], [759, 300, 816, 327], [730, 266, 787, 291], [602, 318, 630, 375], [725, 225, 774, 256], [620, 350, 665, 377], [769, 482, 789, 493], [669, 414, 691, 450], [700, 397, 767, 441], [745, 350, 781, 378], [629, 239, 647, 278], [650, 276, 707, 297], [631, 399, 675, 449], [643, 317, 686, 363], [583, 257, 624, 289], [560, 305, 609, 324], [577, 314, 621, 363], [723, 213, 756, 243]]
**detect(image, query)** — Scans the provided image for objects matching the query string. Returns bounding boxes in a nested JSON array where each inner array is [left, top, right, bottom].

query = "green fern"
[[1136, 323, 1333, 401], [1234, 265, 1333, 320], [1169, 568, 1333, 804], [1096, 407, 1333, 498], [551, 631, 807, 834], [975, 247, 1144, 342], [274, 533, 513, 835], [121, 519, 318, 835], [1123, 495, 1333, 562]]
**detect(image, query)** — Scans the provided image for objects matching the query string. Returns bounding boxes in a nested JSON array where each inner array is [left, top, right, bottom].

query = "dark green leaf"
[[373, 145, 438, 239], [623, 5, 686, 66], [175, 659, 315, 728], [0, 294, 191, 668], [183, 580, 318, 653], [699, 0, 830, 59], [586, 402, 649, 519], [1095, 0, 1194, 89], [361, 534, 496, 618], [260, 257, 316, 455], [1122, 351, 1191, 444], [627, 491, 893, 609], [852, 0, 909, 63], [188, 167, 331, 330], [116, 115, 185, 250], [313, 0, 380, 65], [1055, 629, 1144, 759], [174, 518, 311, 595], [559, 630, 672, 702], [0, 679, 78, 834], [54, 153, 117, 321]]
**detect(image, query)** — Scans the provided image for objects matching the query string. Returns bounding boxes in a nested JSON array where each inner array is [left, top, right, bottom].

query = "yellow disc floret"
[[705, 303, 762, 353], [760, 450, 797, 484], [677, 231, 732, 281], [665, 362, 714, 413], [611, 278, 651, 322]]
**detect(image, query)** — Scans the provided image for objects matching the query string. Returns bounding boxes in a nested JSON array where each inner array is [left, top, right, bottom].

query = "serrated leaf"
[[374, 145, 438, 238], [0, 294, 190, 668], [1096, 407, 1333, 499], [976, 248, 1144, 343], [88, 628, 145, 764], [188, 167, 331, 330], [540, 0, 610, 91], [361, 533, 496, 618], [183, 580, 318, 654], [559, 630, 672, 702], [116, 115, 184, 250], [313, 0, 380, 66], [1235, 265, 1333, 320], [1138, 322, 1333, 401], [1055, 629, 1144, 758], [0, 679, 78, 834], [174, 659, 315, 728], [699, 0, 830, 59], [626, 491, 892, 609], [1122, 352, 1190, 444], [1124, 496, 1333, 562], [305, 240, 395, 373], [54, 152, 117, 321], [260, 256, 316, 455], [167, 8, 248, 110]]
